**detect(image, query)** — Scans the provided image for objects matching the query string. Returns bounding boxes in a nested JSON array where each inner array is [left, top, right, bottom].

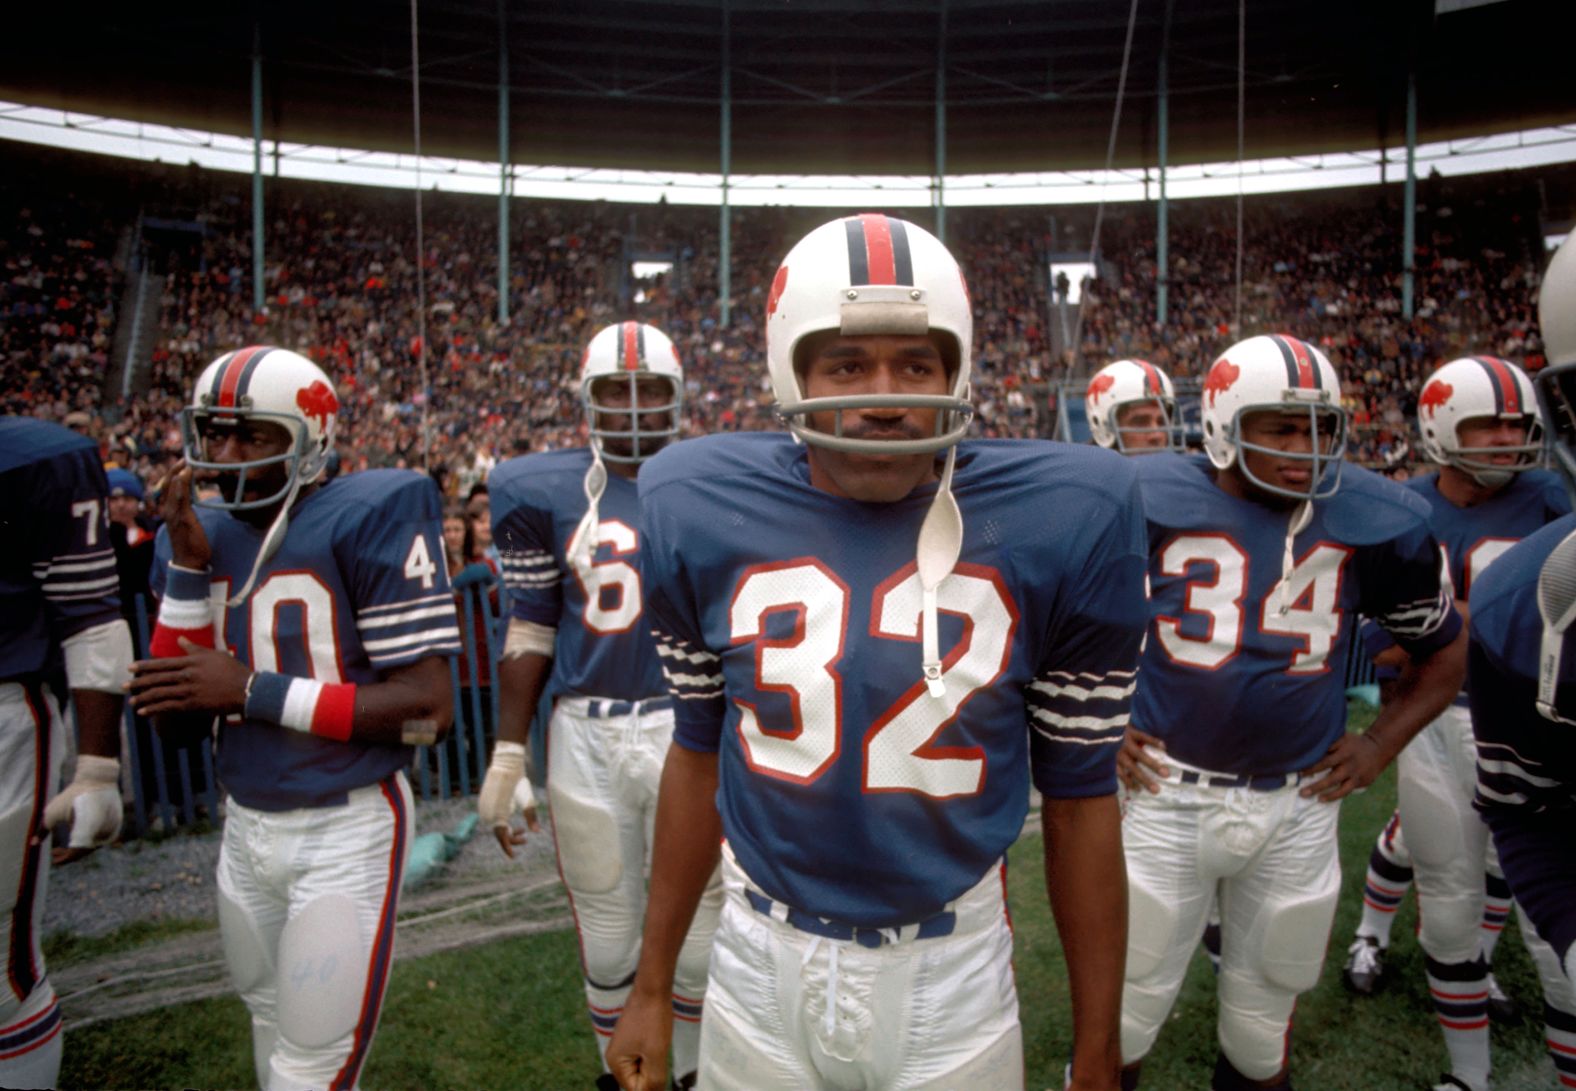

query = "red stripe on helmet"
[[621, 322, 640, 372], [859, 213, 897, 285], [1479, 356, 1521, 415], [217, 345, 265, 408], [1288, 337, 1316, 388], [1137, 360, 1162, 396]]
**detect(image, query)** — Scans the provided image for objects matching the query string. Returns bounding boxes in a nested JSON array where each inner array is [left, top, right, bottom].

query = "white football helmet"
[[1537, 234, 1576, 497], [580, 321, 684, 464], [1200, 333, 1346, 500], [181, 346, 338, 512], [1416, 356, 1543, 487], [764, 213, 973, 454], [1086, 359, 1179, 453]]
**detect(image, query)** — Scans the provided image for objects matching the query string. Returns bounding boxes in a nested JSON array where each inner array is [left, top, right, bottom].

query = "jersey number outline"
[[567, 518, 642, 635], [728, 559, 1018, 798], [206, 571, 344, 684], [1155, 534, 1352, 674]]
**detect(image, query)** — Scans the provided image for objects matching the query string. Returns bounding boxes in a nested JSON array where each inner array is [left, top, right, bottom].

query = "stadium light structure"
[[4, 100, 1576, 208]]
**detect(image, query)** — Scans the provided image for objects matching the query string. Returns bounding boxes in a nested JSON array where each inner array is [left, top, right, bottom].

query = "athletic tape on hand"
[[479, 742, 526, 829], [43, 755, 123, 848]]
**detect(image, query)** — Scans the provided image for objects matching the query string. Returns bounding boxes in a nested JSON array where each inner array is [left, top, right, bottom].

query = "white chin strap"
[[1270, 500, 1314, 617], [1536, 528, 1576, 723], [569, 446, 608, 576], [915, 447, 962, 698], [227, 472, 305, 607]]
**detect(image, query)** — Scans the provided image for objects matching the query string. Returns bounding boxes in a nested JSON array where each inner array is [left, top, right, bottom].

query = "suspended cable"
[[1070, 0, 1142, 377], [1234, 0, 1245, 336], [411, 0, 431, 471]]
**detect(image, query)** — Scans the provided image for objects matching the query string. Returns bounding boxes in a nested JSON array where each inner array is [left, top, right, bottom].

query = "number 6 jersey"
[[638, 433, 1150, 928], [489, 448, 666, 701], [150, 470, 462, 811], [1132, 453, 1461, 776]]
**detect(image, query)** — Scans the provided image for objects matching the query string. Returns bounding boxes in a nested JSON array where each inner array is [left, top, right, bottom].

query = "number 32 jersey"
[[1132, 453, 1461, 776], [151, 470, 462, 811], [639, 433, 1150, 928], [489, 448, 665, 701]]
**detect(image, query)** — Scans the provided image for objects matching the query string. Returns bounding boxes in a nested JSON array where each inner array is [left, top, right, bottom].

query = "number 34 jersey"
[[638, 433, 1150, 928], [489, 447, 665, 702], [151, 470, 462, 811], [1132, 453, 1461, 777]]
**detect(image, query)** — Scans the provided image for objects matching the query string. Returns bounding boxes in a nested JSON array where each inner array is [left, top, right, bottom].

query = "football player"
[[127, 346, 461, 1091], [1115, 334, 1466, 1090], [479, 321, 721, 1089], [607, 214, 1148, 1091], [1339, 355, 1568, 1089], [1087, 359, 1180, 454], [0, 416, 131, 1088], [1469, 231, 1576, 1091]]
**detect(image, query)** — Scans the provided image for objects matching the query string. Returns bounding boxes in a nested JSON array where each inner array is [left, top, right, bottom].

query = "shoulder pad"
[[1318, 463, 1434, 546]]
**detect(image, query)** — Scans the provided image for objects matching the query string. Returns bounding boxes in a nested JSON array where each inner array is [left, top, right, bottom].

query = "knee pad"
[[1416, 894, 1484, 964], [548, 784, 623, 894], [275, 893, 368, 1051], [1216, 971, 1293, 1083], [1397, 773, 1466, 869], [1125, 872, 1181, 983], [219, 887, 274, 994], [1257, 879, 1340, 994]]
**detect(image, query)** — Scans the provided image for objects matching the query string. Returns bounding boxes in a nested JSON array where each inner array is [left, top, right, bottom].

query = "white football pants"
[[0, 683, 65, 1090], [216, 772, 413, 1091], [1121, 753, 1340, 1081], [547, 695, 720, 1080], [697, 843, 1024, 1091]]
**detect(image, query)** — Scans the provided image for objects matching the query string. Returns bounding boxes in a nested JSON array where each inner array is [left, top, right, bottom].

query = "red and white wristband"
[[243, 672, 358, 742], [150, 563, 216, 657]]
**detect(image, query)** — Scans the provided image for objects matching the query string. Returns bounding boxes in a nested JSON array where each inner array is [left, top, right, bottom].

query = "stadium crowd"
[[1, 146, 1564, 493]]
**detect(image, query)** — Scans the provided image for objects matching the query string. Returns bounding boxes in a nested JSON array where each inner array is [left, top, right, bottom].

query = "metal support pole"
[[251, 24, 265, 317], [1156, 38, 1169, 327], [497, 0, 510, 325], [1403, 60, 1417, 320], [719, 1, 732, 329], [934, 0, 947, 243]]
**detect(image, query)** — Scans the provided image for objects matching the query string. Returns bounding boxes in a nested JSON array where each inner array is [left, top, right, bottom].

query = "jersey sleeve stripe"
[[35, 552, 117, 576], [357, 592, 453, 617], [1028, 679, 1137, 702], [357, 605, 459, 630], [41, 575, 121, 596], [361, 627, 463, 654]]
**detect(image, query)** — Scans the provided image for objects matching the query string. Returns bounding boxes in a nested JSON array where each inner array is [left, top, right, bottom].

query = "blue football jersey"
[[639, 433, 1149, 928], [489, 448, 665, 701], [1, 417, 121, 678], [151, 471, 462, 811], [1132, 454, 1459, 776], [1407, 470, 1570, 600], [1469, 514, 1576, 966]]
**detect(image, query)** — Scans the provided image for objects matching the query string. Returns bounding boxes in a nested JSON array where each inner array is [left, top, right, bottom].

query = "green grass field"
[[59, 706, 1558, 1090]]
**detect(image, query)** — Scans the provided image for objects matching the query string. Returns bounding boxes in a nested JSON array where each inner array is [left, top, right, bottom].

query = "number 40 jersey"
[[151, 470, 462, 811], [638, 433, 1150, 929]]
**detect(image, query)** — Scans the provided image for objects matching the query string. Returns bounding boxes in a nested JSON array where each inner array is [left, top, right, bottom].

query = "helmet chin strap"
[[1271, 499, 1314, 617], [570, 444, 609, 576], [227, 471, 305, 607], [915, 447, 962, 698]]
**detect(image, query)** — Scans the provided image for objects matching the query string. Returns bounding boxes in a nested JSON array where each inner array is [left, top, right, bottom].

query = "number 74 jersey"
[[1132, 453, 1460, 777], [637, 434, 1150, 928]]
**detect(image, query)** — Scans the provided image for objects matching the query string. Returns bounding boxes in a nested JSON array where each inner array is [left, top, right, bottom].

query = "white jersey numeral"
[[249, 572, 343, 682], [71, 498, 101, 547], [1156, 534, 1352, 673], [568, 518, 642, 635], [1260, 543, 1352, 673], [1155, 534, 1247, 670], [727, 559, 1015, 797], [1457, 538, 1518, 600], [403, 533, 438, 590]]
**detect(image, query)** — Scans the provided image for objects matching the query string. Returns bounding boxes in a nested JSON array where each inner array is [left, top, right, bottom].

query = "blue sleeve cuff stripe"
[[164, 564, 212, 601]]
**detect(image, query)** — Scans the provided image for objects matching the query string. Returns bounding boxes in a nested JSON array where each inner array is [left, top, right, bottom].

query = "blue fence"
[[121, 578, 510, 837]]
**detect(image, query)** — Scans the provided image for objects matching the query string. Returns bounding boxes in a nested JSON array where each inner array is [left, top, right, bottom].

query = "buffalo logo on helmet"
[[766, 265, 789, 318], [1418, 379, 1453, 418], [295, 380, 339, 430], [1086, 373, 1116, 403], [1203, 358, 1241, 407]]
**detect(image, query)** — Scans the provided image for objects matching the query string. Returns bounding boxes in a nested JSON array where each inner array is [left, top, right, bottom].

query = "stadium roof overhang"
[[4, 0, 1573, 177]]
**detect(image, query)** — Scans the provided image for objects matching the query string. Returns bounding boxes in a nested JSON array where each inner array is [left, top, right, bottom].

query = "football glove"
[[43, 755, 123, 849]]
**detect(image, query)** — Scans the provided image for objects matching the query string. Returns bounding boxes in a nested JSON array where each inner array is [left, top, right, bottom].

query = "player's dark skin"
[[126, 418, 453, 747], [1118, 409, 1466, 812], [487, 376, 678, 857]]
